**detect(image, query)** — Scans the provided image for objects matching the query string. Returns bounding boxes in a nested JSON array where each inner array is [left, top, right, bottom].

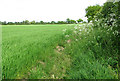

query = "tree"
[[70, 20, 76, 24], [7, 22, 15, 25], [66, 18, 71, 24], [40, 21, 44, 24], [30, 20, 36, 24], [24, 20, 30, 24], [77, 19, 83, 23], [93, 1, 120, 49], [51, 21, 56, 24], [0, 21, 2, 25], [22, 20, 30, 25], [85, 5, 102, 22], [83, 21, 87, 23], [15, 22, 19, 25], [66, 18, 76, 24], [46, 22, 51, 24], [2, 21, 7, 25], [57, 21, 67, 24]]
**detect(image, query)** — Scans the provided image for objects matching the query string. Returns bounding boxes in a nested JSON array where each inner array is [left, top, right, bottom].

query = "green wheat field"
[[2, 24, 118, 79]]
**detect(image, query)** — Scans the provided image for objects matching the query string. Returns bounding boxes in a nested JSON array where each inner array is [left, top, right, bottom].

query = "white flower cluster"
[[62, 24, 94, 43], [65, 35, 69, 38], [74, 26, 78, 30], [63, 29, 67, 32], [73, 24, 93, 35]]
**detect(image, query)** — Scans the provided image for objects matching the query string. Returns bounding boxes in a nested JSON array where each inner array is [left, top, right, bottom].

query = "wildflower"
[[110, 13, 115, 17], [105, 23, 107, 26], [85, 29, 87, 32], [98, 36, 100, 38], [63, 29, 67, 32], [52, 74, 55, 78], [110, 18, 114, 22], [65, 35, 69, 37], [88, 23, 93, 26], [76, 39, 78, 41], [74, 26, 78, 30], [79, 29, 82, 32]]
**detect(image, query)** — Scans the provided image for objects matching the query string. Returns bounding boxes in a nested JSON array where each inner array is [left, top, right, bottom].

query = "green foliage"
[[70, 20, 76, 24], [77, 18, 83, 23], [59, 24, 118, 79], [2, 21, 7, 25], [24, 20, 30, 25], [93, 1, 119, 47], [85, 5, 102, 22], [40, 21, 44, 24], [90, 1, 119, 79], [66, 18, 76, 24], [57, 21, 67, 24], [66, 18, 71, 24], [51, 21, 56, 24], [7, 22, 15, 25], [30, 20, 36, 24]]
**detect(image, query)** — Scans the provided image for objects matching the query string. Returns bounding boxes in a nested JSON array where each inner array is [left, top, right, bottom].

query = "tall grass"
[[60, 24, 118, 79]]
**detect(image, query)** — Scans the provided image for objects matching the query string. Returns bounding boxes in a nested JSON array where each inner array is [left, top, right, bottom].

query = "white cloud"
[[0, 0, 106, 22]]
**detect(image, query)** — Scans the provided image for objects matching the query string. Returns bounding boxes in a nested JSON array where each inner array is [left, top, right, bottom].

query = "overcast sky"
[[0, 0, 107, 22]]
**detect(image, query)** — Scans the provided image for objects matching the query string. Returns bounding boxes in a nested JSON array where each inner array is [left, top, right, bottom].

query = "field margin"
[[0, 24, 2, 80]]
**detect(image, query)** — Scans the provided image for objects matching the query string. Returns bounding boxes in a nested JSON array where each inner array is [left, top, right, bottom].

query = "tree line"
[[0, 18, 86, 25]]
